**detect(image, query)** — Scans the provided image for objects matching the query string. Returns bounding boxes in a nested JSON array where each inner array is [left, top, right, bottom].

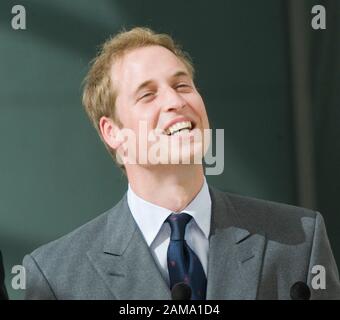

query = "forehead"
[[110, 46, 189, 95]]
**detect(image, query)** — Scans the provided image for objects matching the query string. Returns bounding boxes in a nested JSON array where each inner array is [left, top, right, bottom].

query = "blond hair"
[[82, 27, 195, 170]]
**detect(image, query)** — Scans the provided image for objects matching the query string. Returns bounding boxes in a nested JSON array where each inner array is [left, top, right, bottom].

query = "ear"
[[99, 116, 122, 150]]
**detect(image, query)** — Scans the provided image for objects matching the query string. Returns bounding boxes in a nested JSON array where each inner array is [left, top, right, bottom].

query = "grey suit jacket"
[[23, 186, 340, 299]]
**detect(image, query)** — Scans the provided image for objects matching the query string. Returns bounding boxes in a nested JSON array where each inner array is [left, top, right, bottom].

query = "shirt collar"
[[127, 177, 212, 246]]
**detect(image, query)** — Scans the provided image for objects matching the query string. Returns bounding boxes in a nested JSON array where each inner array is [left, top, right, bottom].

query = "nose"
[[160, 87, 186, 112]]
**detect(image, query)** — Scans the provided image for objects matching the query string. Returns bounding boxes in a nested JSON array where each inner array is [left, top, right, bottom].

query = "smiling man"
[[23, 27, 340, 300], [98, 39, 210, 211]]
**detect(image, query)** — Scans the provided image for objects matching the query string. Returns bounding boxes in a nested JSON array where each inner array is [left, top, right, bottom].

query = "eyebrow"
[[132, 70, 190, 97]]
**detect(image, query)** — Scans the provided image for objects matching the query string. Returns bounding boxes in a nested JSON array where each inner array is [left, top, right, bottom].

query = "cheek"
[[193, 97, 209, 128], [131, 106, 159, 131], [114, 97, 128, 126], [191, 95, 207, 115]]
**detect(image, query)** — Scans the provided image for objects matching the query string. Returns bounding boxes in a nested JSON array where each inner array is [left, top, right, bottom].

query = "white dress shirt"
[[127, 178, 212, 285]]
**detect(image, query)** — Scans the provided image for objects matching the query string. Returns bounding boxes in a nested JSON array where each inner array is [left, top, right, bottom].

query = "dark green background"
[[0, 0, 339, 299]]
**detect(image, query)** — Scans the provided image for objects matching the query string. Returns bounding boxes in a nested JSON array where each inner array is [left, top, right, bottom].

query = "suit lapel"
[[206, 187, 266, 299], [87, 195, 171, 300], [87, 186, 266, 300]]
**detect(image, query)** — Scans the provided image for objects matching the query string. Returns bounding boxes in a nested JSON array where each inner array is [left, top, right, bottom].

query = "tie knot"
[[166, 213, 192, 240]]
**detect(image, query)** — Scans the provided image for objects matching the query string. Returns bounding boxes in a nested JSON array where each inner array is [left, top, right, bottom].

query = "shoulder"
[[209, 186, 319, 242], [25, 196, 124, 270]]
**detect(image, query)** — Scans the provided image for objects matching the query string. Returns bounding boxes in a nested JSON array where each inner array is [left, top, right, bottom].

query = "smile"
[[164, 121, 193, 136]]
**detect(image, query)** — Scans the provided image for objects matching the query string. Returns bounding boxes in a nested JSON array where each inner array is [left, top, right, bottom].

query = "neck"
[[126, 164, 205, 212]]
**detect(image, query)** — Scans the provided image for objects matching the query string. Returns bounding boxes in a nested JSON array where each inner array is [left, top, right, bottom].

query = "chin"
[[167, 143, 204, 165]]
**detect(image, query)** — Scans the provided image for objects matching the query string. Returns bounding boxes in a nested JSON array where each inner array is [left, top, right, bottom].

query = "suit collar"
[[102, 194, 137, 256], [87, 186, 266, 300], [87, 194, 171, 299], [206, 186, 266, 299]]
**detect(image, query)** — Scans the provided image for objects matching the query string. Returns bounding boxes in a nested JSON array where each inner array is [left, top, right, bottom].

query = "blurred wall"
[[0, 0, 338, 299], [309, 0, 340, 282]]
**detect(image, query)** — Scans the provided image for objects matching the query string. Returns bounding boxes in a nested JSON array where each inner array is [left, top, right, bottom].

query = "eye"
[[175, 83, 192, 91], [176, 83, 189, 88], [139, 92, 154, 100]]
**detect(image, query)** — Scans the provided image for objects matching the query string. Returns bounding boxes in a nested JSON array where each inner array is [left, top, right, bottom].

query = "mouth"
[[163, 120, 196, 136]]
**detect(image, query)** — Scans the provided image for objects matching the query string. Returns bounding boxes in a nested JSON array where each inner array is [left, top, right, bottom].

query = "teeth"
[[173, 128, 190, 136], [165, 121, 192, 135]]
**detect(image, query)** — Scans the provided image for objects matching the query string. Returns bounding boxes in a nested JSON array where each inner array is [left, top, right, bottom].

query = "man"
[[0, 251, 8, 300], [23, 27, 340, 299]]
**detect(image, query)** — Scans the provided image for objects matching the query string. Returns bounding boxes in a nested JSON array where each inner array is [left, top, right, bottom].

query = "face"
[[104, 45, 210, 167]]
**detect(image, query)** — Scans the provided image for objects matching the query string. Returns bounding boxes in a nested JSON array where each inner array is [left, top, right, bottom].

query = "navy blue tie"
[[166, 213, 207, 300]]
